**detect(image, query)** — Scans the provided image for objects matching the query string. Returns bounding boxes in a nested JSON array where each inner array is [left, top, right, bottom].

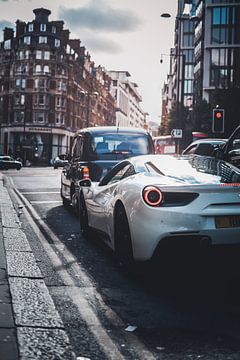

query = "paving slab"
[[18, 327, 76, 360], [9, 277, 64, 328], [1, 205, 20, 229], [7, 252, 43, 278], [3, 228, 32, 252]]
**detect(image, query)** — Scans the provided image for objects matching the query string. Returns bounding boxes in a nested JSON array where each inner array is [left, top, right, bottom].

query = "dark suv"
[[60, 126, 155, 212]]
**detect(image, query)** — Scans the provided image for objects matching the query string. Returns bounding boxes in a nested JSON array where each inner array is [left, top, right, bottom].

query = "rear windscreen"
[[91, 133, 151, 159]]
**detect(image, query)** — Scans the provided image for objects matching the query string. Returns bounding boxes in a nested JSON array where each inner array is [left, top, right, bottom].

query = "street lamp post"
[[160, 10, 196, 152]]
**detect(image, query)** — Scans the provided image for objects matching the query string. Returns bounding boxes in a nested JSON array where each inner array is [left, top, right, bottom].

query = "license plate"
[[215, 216, 240, 229]]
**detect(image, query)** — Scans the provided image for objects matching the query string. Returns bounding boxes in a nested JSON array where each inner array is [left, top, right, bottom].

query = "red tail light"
[[82, 166, 90, 179], [143, 186, 163, 207]]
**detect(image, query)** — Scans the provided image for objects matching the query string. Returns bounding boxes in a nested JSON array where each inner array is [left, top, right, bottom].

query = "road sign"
[[171, 129, 183, 138]]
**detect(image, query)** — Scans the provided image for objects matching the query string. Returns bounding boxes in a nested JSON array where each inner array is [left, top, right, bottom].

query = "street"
[[3, 166, 240, 359]]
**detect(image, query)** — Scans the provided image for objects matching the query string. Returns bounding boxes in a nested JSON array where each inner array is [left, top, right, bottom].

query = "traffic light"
[[212, 108, 225, 133]]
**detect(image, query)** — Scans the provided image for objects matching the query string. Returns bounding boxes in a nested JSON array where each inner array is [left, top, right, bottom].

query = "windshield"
[[91, 132, 152, 160]]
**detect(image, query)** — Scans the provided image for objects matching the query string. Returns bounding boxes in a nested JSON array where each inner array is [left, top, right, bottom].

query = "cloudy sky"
[[0, 0, 177, 124]]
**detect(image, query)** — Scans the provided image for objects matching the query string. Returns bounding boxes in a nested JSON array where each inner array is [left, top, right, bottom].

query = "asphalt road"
[[3, 166, 240, 359]]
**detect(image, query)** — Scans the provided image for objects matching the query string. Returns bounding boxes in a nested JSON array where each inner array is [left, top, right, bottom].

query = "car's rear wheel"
[[79, 192, 90, 237], [114, 204, 135, 272], [71, 192, 79, 217], [60, 188, 70, 207]]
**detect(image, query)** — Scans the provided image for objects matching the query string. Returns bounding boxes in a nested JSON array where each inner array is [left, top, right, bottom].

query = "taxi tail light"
[[143, 186, 163, 207], [82, 166, 90, 179]]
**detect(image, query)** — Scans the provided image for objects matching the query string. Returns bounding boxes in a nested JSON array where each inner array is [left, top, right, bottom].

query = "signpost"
[[171, 128, 182, 154]]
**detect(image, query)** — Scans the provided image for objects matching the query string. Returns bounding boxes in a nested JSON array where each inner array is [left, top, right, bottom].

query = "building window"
[[15, 95, 20, 105], [25, 50, 30, 59], [15, 79, 26, 89], [56, 97, 61, 107], [21, 79, 26, 89], [44, 65, 50, 73], [35, 112, 45, 123], [14, 111, 24, 122], [4, 40, 11, 50], [55, 39, 60, 47], [24, 36, 31, 45], [36, 50, 42, 60], [182, 49, 194, 63], [210, 48, 234, 87], [39, 36, 47, 44], [28, 23, 34, 32], [35, 65, 42, 73], [56, 113, 60, 123], [35, 78, 46, 89], [40, 24, 46, 32], [44, 51, 50, 60], [38, 94, 45, 105], [211, 6, 235, 45], [20, 95, 25, 105], [184, 80, 193, 94], [52, 26, 56, 34]]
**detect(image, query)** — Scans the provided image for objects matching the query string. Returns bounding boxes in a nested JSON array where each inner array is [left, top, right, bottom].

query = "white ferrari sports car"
[[79, 154, 240, 267]]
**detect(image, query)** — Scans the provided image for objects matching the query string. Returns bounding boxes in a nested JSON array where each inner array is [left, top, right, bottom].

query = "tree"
[[192, 100, 211, 134]]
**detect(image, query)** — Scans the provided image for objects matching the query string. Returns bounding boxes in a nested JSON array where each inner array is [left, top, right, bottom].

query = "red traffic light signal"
[[212, 108, 224, 133]]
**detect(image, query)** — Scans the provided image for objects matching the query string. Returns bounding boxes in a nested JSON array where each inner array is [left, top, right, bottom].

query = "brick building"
[[0, 8, 116, 164]]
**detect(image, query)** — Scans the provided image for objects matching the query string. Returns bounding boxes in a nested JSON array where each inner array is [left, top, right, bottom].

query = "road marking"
[[30, 200, 62, 204], [21, 191, 60, 194], [10, 184, 157, 360]]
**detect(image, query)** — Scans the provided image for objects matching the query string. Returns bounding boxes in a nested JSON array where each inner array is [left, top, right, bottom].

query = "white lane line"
[[12, 186, 157, 360], [21, 192, 60, 194], [30, 201, 62, 204]]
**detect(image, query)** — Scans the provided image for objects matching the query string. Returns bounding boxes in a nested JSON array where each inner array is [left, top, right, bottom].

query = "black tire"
[[61, 188, 70, 207], [79, 192, 90, 237], [114, 204, 135, 272], [71, 192, 79, 217]]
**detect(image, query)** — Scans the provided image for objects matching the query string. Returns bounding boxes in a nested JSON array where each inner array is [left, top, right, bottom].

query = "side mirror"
[[79, 178, 92, 188], [214, 147, 225, 160]]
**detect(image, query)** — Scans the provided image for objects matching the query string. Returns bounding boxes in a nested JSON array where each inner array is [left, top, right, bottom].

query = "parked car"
[[0, 156, 22, 170], [182, 138, 226, 156], [52, 155, 69, 169], [214, 124, 240, 169], [79, 154, 240, 270], [60, 126, 155, 212]]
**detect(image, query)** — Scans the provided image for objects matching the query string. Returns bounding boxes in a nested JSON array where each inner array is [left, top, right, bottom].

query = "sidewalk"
[[0, 173, 76, 360]]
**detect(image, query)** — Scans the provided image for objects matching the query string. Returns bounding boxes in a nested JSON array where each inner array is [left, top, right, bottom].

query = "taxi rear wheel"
[[79, 192, 90, 237]]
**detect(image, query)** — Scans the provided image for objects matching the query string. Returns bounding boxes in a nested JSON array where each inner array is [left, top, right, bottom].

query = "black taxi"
[[60, 126, 155, 213]]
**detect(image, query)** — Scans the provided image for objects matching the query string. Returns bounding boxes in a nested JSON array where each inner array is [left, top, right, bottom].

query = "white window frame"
[[35, 65, 42, 73], [4, 40, 11, 50], [28, 23, 34, 32], [44, 51, 50, 60], [55, 39, 60, 47], [39, 36, 47, 44], [40, 24, 46, 32], [36, 50, 42, 60], [24, 36, 31, 45], [43, 65, 50, 74]]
